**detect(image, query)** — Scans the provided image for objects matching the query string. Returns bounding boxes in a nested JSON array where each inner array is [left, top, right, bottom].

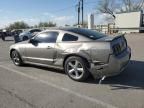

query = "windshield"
[[65, 28, 107, 40], [20, 31, 29, 35]]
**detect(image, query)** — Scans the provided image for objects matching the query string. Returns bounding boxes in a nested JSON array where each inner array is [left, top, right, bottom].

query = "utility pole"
[[78, 1, 81, 26], [81, 0, 84, 26]]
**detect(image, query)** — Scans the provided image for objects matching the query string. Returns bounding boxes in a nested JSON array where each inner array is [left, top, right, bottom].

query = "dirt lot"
[[0, 33, 144, 108]]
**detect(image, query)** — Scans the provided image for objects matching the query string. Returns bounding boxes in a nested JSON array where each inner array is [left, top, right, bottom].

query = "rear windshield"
[[66, 28, 107, 40]]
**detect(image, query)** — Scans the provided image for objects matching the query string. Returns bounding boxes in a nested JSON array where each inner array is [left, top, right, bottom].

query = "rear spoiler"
[[112, 34, 127, 47], [112, 34, 125, 41]]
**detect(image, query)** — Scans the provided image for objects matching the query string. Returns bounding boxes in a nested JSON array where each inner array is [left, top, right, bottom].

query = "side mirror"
[[29, 38, 38, 44]]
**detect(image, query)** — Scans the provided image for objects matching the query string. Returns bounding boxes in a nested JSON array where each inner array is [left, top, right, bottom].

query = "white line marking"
[[0, 65, 117, 108]]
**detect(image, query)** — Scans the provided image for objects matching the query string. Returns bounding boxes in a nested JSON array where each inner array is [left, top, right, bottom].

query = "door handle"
[[47, 46, 52, 49]]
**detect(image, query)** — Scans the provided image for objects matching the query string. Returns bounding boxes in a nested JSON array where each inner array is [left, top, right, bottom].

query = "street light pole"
[[78, 1, 81, 26], [81, 0, 84, 26]]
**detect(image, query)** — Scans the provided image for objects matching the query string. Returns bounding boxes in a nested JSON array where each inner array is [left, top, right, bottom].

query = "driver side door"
[[25, 32, 59, 65]]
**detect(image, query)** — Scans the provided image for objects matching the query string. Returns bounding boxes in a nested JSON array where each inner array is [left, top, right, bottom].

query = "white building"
[[88, 14, 95, 29]]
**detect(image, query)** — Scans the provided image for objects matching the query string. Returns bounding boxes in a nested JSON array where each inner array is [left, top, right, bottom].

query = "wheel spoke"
[[69, 69, 75, 74], [12, 53, 16, 58], [14, 58, 17, 62], [68, 62, 75, 68], [16, 58, 20, 62], [75, 71, 79, 78], [77, 68, 84, 73], [75, 60, 79, 68]]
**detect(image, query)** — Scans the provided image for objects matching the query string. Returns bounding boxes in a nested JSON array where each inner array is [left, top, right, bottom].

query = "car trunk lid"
[[97, 34, 127, 56]]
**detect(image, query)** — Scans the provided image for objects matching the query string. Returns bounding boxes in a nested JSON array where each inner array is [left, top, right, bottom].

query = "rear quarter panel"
[[55, 41, 111, 66]]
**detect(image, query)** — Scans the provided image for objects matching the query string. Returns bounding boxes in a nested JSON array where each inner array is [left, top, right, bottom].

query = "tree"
[[65, 24, 70, 27], [97, 0, 117, 18], [121, 0, 144, 12], [38, 21, 56, 27], [6, 21, 29, 30], [97, 0, 144, 18]]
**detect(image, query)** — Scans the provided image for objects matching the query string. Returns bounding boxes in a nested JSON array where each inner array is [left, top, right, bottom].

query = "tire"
[[23, 36, 28, 41], [11, 50, 23, 66], [64, 56, 90, 82], [1, 36, 5, 41]]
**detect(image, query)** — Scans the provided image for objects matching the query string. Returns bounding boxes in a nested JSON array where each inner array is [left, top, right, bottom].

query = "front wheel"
[[1, 36, 5, 41], [64, 56, 90, 82], [11, 50, 23, 66], [23, 36, 28, 41]]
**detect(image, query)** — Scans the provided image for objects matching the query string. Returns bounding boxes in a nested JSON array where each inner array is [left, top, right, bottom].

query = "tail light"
[[112, 36, 127, 56]]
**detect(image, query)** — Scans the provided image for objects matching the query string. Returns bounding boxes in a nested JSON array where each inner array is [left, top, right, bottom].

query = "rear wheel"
[[11, 50, 23, 66], [64, 56, 90, 82]]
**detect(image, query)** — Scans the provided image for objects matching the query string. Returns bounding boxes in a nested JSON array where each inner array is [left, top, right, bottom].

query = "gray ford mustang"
[[10, 28, 131, 81]]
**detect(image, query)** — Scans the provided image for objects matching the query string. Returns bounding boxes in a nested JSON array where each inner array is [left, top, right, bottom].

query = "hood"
[[13, 40, 29, 46], [10, 40, 28, 49]]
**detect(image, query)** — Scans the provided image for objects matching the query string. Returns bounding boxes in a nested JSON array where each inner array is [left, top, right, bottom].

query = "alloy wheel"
[[67, 60, 84, 80], [12, 51, 21, 65]]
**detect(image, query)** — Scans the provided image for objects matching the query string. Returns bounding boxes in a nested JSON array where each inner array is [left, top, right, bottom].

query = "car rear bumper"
[[90, 47, 131, 79]]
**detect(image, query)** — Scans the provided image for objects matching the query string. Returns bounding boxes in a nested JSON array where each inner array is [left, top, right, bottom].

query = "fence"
[[94, 23, 120, 34], [94, 24, 144, 34]]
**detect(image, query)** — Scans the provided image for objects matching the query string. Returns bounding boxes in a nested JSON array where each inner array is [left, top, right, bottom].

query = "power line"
[[84, 1, 98, 4], [46, 1, 97, 14], [43, 1, 99, 25], [48, 5, 76, 13]]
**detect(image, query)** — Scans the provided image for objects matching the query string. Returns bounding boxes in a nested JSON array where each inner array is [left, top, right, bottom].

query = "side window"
[[30, 29, 41, 33], [30, 30, 35, 33], [35, 32, 58, 43], [62, 33, 78, 41]]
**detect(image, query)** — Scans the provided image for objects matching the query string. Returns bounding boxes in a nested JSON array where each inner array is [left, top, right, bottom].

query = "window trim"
[[65, 28, 107, 40], [62, 33, 79, 42]]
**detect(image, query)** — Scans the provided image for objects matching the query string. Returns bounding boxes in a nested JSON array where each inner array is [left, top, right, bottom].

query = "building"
[[88, 14, 94, 29]]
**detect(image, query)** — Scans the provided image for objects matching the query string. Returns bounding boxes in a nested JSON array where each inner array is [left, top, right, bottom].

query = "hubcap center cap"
[[74, 67, 77, 71]]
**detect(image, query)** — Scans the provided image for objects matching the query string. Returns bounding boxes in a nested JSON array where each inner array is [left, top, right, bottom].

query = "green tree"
[[38, 21, 57, 27], [6, 21, 29, 30], [65, 24, 70, 27]]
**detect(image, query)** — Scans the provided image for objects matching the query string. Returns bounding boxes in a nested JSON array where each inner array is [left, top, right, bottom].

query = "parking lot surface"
[[0, 34, 144, 108]]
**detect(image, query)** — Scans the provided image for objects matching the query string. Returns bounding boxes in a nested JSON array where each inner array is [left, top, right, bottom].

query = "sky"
[[0, 0, 104, 28]]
